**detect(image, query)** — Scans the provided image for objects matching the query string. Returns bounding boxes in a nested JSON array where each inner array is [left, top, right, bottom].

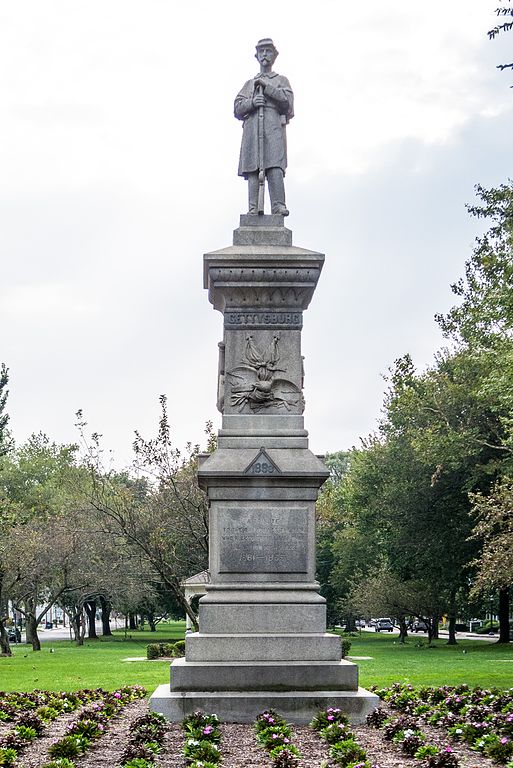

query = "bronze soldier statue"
[[234, 38, 294, 216]]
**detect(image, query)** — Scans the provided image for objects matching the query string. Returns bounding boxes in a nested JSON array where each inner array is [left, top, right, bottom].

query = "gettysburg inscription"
[[225, 310, 302, 330], [218, 507, 308, 573]]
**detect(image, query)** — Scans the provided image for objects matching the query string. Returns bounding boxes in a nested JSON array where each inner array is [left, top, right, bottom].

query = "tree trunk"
[[128, 612, 137, 630], [84, 600, 98, 639], [432, 615, 440, 640], [72, 611, 86, 646], [426, 618, 435, 645], [447, 615, 457, 645], [26, 614, 41, 651], [447, 593, 458, 645], [0, 618, 12, 656], [166, 577, 199, 631], [398, 617, 408, 644], [146, 612, 157, 632], [497, 587, 510, 644], [99, 596, 113, 636], [25, 614, 35, 645]]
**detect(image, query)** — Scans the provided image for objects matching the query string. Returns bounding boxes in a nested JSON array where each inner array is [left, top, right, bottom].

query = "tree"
[[0, 364, 10, 457], [0, 434, 96, 651], [488, 7, 513, 77], [470, 479, 513, 643], [77, 397, 214, 631], [436, 181, 513, 642]]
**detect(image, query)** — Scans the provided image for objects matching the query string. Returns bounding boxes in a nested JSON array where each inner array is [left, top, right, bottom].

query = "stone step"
[[150, 684, 380, 725], [185, 631, 341, 662], [170, 657, 358, 692]]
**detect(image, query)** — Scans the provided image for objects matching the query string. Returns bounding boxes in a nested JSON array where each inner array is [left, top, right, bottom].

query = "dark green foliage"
[[0, 363, 10, 455], [269, 744, 301, 766], [311, 707, 349, 732], [122, 760, 156, 768], [48, 736, 90, 758], [173, 639, 186, 655], [366, 708, 388, 728], [0, 748, 18, 767], [426, 748, 460, 768], [329, 738, 367, 766]]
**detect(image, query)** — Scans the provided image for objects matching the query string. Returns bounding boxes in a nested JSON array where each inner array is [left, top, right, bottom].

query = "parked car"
[[411, 619, 428, 633], [7, 628, 21, 642], [375, 617, 394, 632]]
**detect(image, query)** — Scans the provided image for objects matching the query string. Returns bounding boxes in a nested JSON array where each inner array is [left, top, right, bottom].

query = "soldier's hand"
[[252, 93, 266, 108]]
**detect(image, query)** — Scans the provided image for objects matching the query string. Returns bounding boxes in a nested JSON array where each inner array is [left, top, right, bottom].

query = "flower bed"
[[373, 684, 513, 765]]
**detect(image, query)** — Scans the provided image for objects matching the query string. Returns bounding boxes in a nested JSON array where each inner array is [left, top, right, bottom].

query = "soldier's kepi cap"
[[255, 38, 279, 56]]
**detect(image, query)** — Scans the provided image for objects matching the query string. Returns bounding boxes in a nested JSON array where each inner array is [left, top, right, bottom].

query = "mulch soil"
[[9, 700, 503, 768]]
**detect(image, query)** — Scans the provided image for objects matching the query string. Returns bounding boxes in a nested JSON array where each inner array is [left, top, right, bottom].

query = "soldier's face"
[[256, 46, 275, 66]]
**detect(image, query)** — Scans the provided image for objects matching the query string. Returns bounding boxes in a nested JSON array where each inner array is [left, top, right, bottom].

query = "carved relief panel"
[[222, 329, 304, 415]]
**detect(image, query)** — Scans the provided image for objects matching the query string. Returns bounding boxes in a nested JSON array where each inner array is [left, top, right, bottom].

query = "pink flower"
[[327, 715, 334, 721], [203, 726, 213, 735], [501, 737, 509, 744], [284, 738, 290, 743]]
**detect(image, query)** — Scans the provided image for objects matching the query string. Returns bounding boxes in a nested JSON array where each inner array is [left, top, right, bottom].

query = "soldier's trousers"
[[247, 167, 287, 214]]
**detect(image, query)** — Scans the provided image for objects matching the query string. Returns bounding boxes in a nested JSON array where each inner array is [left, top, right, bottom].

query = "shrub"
[[173, 640, 186, 655], [320, 723, 352, 744], [146, 644, 161, 660], [341, 639, 352, 658], [269, 744, 301, 766], [48, 735, 90, 759], [183, 738, 221, 762], [481, 734, 513, 762], [311, 707, 349, 731], [383, 715, 418, 740], [43, 760, 76, 768], [182, 711, 220, 731], [255, 710, 286, 732], [366, 708, 387, 728], [415, 745, 440, 759], [256, 723, 293, 748], [0, 748, 18, 767], [123, 760, 156, 768], [14, 725, 38, 741], [425, 746, 460, 768], [329, 738, 367, 767]]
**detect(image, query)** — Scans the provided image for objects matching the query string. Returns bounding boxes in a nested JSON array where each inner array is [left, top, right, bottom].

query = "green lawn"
[[1, 623, 512, 693], [341, 630, 513, 689], [0, 621, 186, 693]]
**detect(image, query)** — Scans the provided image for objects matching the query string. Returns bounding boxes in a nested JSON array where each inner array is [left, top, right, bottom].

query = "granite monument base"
[[150, 683, 379, 725]]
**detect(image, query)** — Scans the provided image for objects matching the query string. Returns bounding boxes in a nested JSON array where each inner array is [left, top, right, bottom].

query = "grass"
[[1, 623, 512, 693], [0, 621, 186, 693], [339, 630, 513, 689]]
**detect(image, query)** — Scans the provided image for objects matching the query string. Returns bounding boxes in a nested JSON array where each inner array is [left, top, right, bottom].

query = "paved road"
[[358, 625, 502, 642], [10, 618, 124, 645]]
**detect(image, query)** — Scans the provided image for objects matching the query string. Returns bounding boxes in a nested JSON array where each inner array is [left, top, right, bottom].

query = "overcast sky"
[[2, 1, 512, 464]]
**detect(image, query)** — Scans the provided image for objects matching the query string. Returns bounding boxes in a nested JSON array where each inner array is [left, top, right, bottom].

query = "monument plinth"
[[150, 216, 379, 722]]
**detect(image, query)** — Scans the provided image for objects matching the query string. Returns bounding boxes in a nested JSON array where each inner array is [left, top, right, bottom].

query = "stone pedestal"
[[150, 215, 379, 723]]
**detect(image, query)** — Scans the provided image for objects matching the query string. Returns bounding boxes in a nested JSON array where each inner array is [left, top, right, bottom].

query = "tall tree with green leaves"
[[0, 364, 10, 457], [436, 181, 513, 640]]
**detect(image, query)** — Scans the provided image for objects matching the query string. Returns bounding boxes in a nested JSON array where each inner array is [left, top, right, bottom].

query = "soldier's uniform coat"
[[234, 71, 294, 178]]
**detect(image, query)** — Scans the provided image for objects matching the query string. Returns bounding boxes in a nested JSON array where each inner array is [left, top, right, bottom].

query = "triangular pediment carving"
[[244, 447, 281, 476]]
